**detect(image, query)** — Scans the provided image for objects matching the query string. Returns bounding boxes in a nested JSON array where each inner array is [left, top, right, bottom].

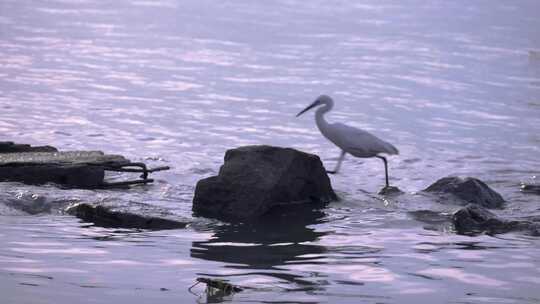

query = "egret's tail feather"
[[385, 142, 399, 155]]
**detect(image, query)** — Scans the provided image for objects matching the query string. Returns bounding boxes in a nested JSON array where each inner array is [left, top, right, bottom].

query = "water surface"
[[1, 0, 540, 303]]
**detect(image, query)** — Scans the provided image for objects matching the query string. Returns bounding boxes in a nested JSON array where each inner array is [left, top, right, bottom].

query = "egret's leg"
[[327, 150, 346, 174], [376, 156, 389, 187]]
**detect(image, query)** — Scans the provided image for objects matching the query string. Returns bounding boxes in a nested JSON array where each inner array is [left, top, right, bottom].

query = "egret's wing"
[[325, 123, 398, 156]]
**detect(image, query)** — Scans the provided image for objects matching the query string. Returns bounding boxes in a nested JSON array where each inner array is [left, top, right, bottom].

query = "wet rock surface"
[[0, 164, 105, 188], [66, 203, 188, 230], [0, 149, 120, 187], [0, 147, 162, 188], [0, 141, 58, 153], [192, 145, 337, 221], [424, 176, 505, 208], [452, 204, 540, 236]]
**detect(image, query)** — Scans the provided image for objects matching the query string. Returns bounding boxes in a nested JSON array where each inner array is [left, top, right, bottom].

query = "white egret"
[[296, 95, 399, 188]]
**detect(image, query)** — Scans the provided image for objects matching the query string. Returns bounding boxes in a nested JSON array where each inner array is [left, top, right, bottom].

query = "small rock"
[[452, 204, 540, 236], [66, 203, 188, 230], [378, 185, 403, 196], [192, 145, 337, 221], [424, 176, 504, 208]]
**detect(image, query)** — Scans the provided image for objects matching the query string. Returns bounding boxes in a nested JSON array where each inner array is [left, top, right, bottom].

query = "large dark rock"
[[192, 145, 337, 221], [0, 142, 57, 153], [452, 204, 540, 236], [66, 203, 188, 230], [424, 176, 504, 208]]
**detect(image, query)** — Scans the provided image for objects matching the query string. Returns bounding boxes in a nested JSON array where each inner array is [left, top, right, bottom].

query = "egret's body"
[[297, 95, 398, 187]]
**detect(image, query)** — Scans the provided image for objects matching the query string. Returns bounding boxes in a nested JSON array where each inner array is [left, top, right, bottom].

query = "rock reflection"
[[191, 204, 329, 288]]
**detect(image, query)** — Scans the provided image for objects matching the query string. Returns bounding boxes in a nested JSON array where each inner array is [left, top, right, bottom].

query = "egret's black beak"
[[296, 100, 320, 117]]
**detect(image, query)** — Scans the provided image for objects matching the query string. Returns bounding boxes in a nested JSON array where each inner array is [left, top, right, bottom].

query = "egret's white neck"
[[315, 104, 331, 131]]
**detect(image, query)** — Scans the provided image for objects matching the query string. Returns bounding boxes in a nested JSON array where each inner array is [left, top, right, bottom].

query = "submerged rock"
[[452, 204, 540, 236], [66, 203, 188, 230], [4, 193, 73, 215], [378, 185, 403, 196], [424, 176, 504, 208], [192, 145, 337, 221]]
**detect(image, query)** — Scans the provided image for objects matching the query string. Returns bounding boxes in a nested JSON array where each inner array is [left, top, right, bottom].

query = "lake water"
[[1, 0, 540, 303]]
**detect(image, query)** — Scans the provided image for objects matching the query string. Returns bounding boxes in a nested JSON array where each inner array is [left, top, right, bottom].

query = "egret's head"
[[296, 95, 334, 117]]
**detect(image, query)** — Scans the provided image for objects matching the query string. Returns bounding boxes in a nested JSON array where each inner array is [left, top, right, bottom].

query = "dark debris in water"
[[19, 282, 40, 287], [520, 183, 540, 195], [334, 280, 365, 286], [194, 277, 243, 293], [189, 277, 243, 301]]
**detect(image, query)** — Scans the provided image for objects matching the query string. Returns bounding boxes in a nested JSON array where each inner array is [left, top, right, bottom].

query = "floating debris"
[[521, 183, 540, 195], [188, 277, 243, 298]]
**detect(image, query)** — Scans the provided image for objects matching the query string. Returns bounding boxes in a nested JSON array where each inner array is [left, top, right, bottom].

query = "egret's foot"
[[326, 170, 337, 175], [378, 185, 403, 196]]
